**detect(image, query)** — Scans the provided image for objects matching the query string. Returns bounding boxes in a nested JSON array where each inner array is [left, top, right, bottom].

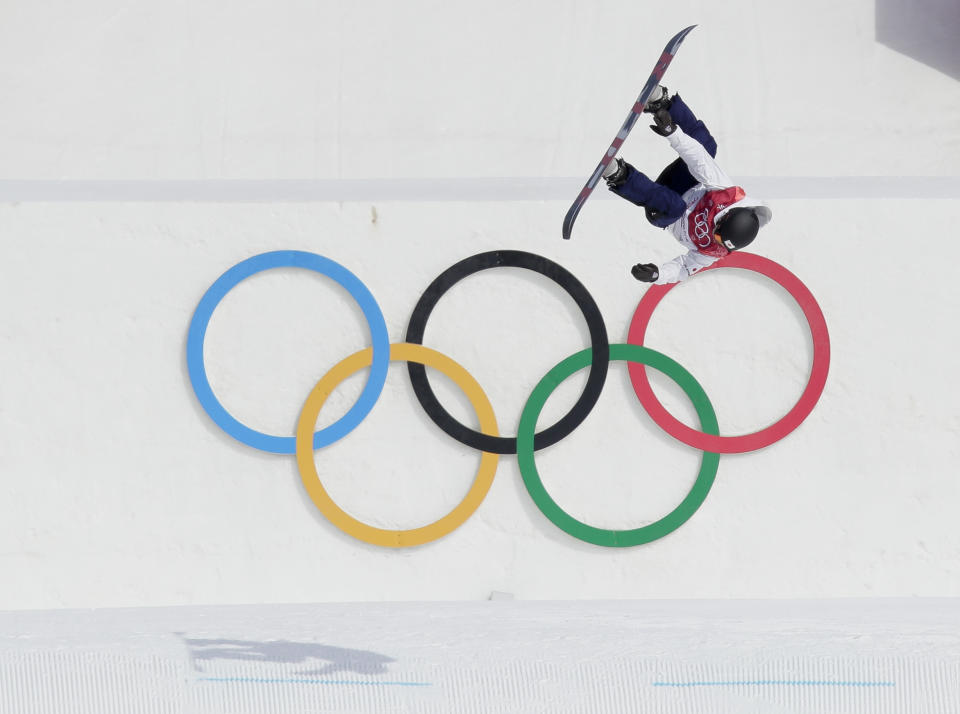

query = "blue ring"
[[186, 250, 390, 454]]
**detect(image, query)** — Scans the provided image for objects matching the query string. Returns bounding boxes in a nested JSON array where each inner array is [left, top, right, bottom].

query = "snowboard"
[[562, 25, 697, 240]]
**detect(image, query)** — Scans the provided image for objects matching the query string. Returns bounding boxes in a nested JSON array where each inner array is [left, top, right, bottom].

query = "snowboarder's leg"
[[666, 95, 717, 156], [644, 93, 720, 198], [643, 89, 717, 157], [653, 158, 698, 197], [605, 160, 686, 228]]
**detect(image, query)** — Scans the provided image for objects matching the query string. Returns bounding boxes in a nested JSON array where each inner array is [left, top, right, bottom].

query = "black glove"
[[649, 109, 676, 137], [631, 263, 659, 282]]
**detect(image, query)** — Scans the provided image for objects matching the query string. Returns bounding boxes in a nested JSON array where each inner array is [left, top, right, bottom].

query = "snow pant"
[[609, 95, 718, 228]]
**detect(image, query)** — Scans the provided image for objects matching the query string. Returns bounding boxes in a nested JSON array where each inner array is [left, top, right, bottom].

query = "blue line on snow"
[[198, 677, 431, 687], [653, 680, 895, 688]]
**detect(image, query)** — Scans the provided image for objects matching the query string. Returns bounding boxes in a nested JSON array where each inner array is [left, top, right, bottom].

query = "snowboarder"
[[602, 87, 772, 284]]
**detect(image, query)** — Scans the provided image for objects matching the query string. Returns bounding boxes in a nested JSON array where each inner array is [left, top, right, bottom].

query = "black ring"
[[405, 250, 609, 454]]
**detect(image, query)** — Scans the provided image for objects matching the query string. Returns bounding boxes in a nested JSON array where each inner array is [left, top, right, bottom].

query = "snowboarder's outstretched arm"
[[655, 250, 719, 284], [665, 127, 734, 189]]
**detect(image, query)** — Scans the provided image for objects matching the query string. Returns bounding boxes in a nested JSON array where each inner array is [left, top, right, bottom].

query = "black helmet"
[[715, 208, 759, 251]]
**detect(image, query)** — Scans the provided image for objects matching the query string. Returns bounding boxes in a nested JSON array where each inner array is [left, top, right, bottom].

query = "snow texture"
[[0, 4, 959, 709], [1, 599, 958, 713], [2, 0, 959, 709]]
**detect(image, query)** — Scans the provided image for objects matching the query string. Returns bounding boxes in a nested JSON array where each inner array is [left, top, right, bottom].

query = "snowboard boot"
[[603, 157, 629, 187], [643, 85, 671, 114]]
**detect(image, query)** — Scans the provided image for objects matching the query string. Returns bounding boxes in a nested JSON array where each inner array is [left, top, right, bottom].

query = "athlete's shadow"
[[182, 636, 395, 676]]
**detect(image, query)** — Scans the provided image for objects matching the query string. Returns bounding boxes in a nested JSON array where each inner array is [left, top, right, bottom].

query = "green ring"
[[517, 343, 721, 547]]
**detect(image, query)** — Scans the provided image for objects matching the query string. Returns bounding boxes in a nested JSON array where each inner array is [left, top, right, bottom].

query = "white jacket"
[[654, 127, 772, 285]]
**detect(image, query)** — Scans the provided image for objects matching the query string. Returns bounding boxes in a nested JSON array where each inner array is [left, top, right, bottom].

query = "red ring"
[[627, 252, 830, 453]]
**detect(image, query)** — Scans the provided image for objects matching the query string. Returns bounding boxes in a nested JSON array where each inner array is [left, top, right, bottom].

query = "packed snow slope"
[[1, 0, 958, 609]]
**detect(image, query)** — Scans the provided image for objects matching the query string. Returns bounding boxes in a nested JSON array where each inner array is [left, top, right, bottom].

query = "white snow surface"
[[1, 599, 958, 713], [1, 1, 960, 709]]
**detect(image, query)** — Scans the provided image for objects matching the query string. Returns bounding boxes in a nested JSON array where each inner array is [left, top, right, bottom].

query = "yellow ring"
[[296, 342, 500, 547]]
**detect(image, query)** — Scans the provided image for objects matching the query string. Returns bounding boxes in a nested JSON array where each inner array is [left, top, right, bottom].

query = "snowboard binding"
[[643, 85, 672, 114]]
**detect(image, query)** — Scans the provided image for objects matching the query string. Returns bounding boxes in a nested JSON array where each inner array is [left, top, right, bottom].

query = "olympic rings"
[[186, 250, 390, 454], [626, 252, 830, 453], [187, 248, 830, 547], [405, 250, 609, 454], [296, 343, 499, 548], [517, 344, 720, 547]]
